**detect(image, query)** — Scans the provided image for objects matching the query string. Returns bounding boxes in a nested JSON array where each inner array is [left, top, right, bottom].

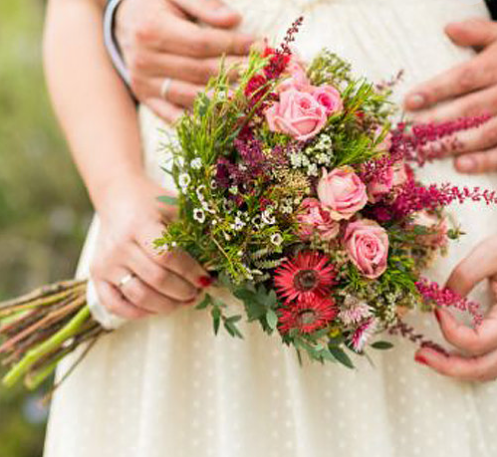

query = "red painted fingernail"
[[198, 276, 214, 288], [415, 354, 430, 366], [434, 308, 442, 324]]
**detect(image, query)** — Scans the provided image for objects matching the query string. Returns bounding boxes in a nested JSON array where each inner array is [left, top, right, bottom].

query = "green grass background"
[[0, 0, 92, 455]]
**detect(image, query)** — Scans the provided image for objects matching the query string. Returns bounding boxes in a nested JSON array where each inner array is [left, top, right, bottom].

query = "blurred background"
[[0, 1, 92, 455]]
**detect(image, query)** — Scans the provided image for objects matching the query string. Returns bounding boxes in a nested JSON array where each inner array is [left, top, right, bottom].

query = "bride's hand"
[[90, 175, 212, 320], [404, 18, 497, 174], [414, 236, 497, 382]]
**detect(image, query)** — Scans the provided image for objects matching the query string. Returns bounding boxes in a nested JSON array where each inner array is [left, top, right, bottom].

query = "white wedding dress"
[[44, 1, 497, 456]]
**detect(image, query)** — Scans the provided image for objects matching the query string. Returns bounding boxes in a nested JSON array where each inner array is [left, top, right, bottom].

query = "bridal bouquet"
[[0, 18, 493, 389]]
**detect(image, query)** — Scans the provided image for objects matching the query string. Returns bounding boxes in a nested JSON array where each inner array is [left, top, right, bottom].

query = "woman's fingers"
[[126, 242, 199, 301], [415, 347, 497, 383], [136, 222, 212, 290], [445, 236, 497, 297], [434, 307, 497, 356], [93, 280, 151, 320], [117, 270, 188, 314]]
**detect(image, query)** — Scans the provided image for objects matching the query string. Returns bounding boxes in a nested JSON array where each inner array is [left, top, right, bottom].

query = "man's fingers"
[[404, 55, 496, 111], [156, 19, 254, 58], [410, 85, 497, 124], [454, 148, 497, 174], [131, 52, 245, 85], [446, 115, 497, 156], [145, 98, 184, 124], [171, 0, 242, 29], [415, 347, 497, 382], [445, 18, 497, 48], [445, 236, 497, 297], [434, 307, 497, 356]]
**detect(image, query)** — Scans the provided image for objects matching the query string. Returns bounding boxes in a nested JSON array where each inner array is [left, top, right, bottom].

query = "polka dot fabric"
[[44, 1, 497, 455]]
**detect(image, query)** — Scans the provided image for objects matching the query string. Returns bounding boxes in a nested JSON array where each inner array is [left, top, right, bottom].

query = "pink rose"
[[266, 88, 328, 141], [297, 198, 340, 241], [311, 85, 343, 115], [344, 219, 389, 279], [278, 59, 310, 92], [367, 166, 394, 203], [367, 160, 408, 203], [412, 211, 448, 247], [317, 166, 368, 221]]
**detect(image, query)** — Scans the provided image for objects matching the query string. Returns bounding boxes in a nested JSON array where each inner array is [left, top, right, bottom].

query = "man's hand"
[[414, 236, 497, 382], [404, 18, 497, 174], [115, 0, 255, 123]]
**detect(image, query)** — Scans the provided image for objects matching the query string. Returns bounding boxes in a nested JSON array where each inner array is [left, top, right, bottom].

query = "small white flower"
[[178, 173, 191, 190], [261, 209, 276, 225], [238, 251, 243, 257], [190, 158, 202, 170], [196, 185, 206, 201], [176, 157, 185, 168], [281, 205, 293, 214], [193, 208, 206, 223], [211, 219, 218, 226], [270, 233, 283, 246], [231, 216, 245, 231], [307, 163, 319, 177], [210, 179, 218, 189], [171, 241, 178, 247]]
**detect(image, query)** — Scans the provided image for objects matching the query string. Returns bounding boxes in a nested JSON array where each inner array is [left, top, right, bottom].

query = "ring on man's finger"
[[160, 77, 173, 101]]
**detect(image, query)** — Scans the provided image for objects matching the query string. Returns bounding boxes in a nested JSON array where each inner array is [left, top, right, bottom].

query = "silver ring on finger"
[[117, 273, 136, 290], [160, 77, 173, 101]]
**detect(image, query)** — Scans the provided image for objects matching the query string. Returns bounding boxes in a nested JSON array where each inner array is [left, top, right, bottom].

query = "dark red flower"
[[274, 252, 336, 302], [278, 295, 338, 335]]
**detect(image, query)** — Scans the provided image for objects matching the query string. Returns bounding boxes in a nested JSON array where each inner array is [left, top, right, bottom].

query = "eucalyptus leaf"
[[371, 341, 394, 350], [211, 307, 221, 335], [329, 346, 354, 369], [195, 294, 212, 310], [266, 309, 278, 330]]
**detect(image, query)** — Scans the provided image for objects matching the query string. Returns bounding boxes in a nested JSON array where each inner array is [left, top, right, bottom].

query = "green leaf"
[[224, 320, 244, 339], [266, 309, 278, 330], [195, 294, 212, 310], [329, 346, 355, 369], [226, 314, 242, 324], [157, 195, 179, 206], [371, 341, 394, 350], [211, 307, 221, 335]]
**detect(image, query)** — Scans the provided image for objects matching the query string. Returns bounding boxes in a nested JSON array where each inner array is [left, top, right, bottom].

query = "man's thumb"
[[173, 0, 241, 29]]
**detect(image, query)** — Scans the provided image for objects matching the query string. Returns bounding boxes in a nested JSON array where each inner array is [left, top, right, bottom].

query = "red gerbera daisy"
[[274, 252, 336, 302], [278, 295, 338, 335]]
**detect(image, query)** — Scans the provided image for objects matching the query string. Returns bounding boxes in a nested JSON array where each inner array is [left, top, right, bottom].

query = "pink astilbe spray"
[[416, 277, 483, 327], [390, 115, 491, 166], [388, 320, 449, 355], [391, 181, 497, 219]]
